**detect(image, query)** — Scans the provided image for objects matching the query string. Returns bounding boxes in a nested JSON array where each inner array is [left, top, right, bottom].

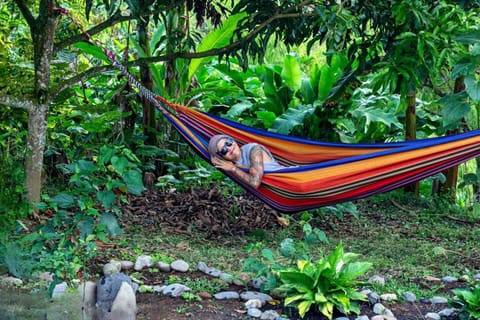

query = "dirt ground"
[[91, 187, 465, 320]]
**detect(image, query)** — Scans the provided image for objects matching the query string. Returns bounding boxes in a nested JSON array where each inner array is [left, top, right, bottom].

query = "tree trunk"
[[437, 76, 465, 199], [24, 0, 58, 213], [404, 87, 419, 195]]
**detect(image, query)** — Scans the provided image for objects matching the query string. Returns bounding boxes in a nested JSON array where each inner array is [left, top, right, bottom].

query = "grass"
[[101, 189, 480, 302]]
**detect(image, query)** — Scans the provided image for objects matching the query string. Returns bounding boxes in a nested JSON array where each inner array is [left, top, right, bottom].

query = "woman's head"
[[208, 134, 238, 160]]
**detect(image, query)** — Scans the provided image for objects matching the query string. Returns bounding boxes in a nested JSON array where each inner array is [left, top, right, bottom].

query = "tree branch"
[[13, 0, 36, 28], [50, 65, 114, 100], [54, 0, 187, 53], [0, 93, 33, 111], [139, 12, 311, 64]]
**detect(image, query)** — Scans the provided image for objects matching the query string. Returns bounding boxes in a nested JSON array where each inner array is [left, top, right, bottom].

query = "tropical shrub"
[[242, 223, 329, 293], [450, 286, 480, 320], [277, 243, 372, 319]]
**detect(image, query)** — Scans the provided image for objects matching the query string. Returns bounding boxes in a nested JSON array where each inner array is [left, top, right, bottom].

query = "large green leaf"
[[73, 42, 109, 63], [279, 271, 314, 292], [188, 13, 247, 80], [97, 190, 116, 210], [338, 261, 372, 282], [465, 75, 480, 102], [270, 104, 315, 134], [123, 170, 144, 195], [439, 92, 471, 130], [100, 212, 122, 236], [281, 55, 302, 92], [51, 193, 75, 208]]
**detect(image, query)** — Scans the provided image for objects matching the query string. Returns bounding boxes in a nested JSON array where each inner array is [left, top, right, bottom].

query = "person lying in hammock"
[[208, 134, 284, 189]]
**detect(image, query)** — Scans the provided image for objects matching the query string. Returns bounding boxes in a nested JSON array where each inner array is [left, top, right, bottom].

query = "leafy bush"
[[242, 223, 329, 292], [450, 286, 480, 320], [277, 243, 371, 319]]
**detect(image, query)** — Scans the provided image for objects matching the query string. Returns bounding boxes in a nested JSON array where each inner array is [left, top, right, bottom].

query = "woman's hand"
[[211, 156, 236, 172]]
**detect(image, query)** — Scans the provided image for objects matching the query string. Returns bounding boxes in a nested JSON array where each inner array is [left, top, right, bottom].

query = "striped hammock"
[[148, 92, 480, 213], [59, 6, 480, 213]]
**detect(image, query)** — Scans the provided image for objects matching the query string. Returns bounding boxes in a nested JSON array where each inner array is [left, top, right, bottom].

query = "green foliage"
[[278, 243, 372, 319], [450, 286, 480, 320], [0, 113, 30, 230], [0, 242, 35, 280], [242, 222, 329, 293]]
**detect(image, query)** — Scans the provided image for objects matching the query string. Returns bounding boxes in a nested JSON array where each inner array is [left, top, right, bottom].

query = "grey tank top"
[[236, 143, 284, 172]]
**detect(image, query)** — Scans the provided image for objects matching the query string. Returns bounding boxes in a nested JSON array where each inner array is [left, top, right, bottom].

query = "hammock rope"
[[57, 7, 480, 213]]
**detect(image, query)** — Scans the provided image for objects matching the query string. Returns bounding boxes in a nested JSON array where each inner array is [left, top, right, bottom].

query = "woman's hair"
[[208, 134, 231, 157]]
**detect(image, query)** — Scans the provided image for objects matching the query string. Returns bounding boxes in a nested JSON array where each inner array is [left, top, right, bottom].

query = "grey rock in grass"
[[170, 259, 189, 272], [96, 273, 134, 316], [402, 291, 416, 302], [252, 276, 266, 289], [355, 316, 370, 320], [103, 261, 122, 275], [368, 275, 385, 286], [441, 276, 458, 283], [424, 312, 441, 320], [214, 291, 240, 300], [245, 298, 262, 309], [260, 310, 280, 320], [196, 261, 208, 272], [438, 308, 456, 317], [380, 293, 397, 301], [110, 281, 137, 320], [247, 308, 262, 318], [161, 284, 190, 297], [52, 282, 68, 298], [430, 296, 448, 304], [368, 292, 380, 304], [157, 261, 171, 272], [134, 255, 153, 271], [120, 260, 134, 271], [240, 291, 272, 304]]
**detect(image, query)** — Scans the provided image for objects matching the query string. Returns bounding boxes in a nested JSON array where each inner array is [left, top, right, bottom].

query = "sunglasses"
[[217, 138, 234, 156]]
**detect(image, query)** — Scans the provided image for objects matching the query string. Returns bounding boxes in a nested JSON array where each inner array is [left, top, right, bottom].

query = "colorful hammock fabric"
[[59, 6, 480, 213], [115, 65, 480, 213]]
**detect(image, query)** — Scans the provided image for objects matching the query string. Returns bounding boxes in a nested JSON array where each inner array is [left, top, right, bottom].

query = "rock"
[[103, 261, 122, 275], [110, 281, 137, 320], [170, 259, 189, 272], [402, 291, 416, 302], [424, 312, 440, 320], [355, 316, 369, 320], [438, 308, 456, 317], [441, 276, 458, 283], [252, 276, 266, 289], [240, 291, 272, 304], [245, 298, 262, 309], [373, 303, 387, 315], [220, 272, 233, 283], [380, 293, 397, 301], [161, 284, 190, 297], [134, 255, 153, 271], [368, 275, 385, 286], [120, 260, 135, 271], [157, 261, 171, 272], [196, 262, 208, 272], [52, 282, 68, 299], [247, 307, 262, 318], [214, 291, 240, 300], [334, 317, 349, 320], [0, 276, 23, 287], [368, 292, 380, 304], [260, 310, 280, 320], [430, 296, 448, 304], [96, 273, 134, 317]]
